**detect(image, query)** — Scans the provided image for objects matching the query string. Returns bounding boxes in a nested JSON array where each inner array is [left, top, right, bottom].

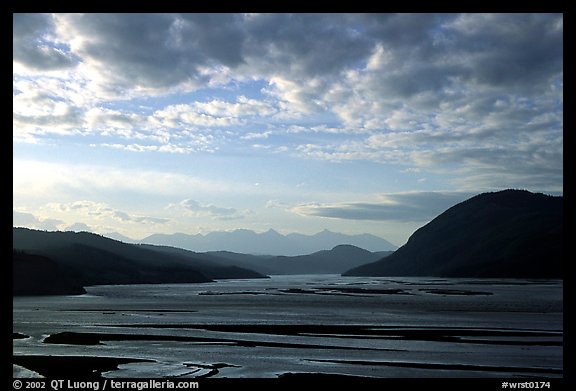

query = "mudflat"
[[13, 275, 563, 378]]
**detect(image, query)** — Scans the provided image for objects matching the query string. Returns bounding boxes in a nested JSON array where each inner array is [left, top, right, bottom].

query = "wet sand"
[[12, 356, 152, 378]]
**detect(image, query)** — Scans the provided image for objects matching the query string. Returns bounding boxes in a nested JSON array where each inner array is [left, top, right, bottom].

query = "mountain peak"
[[140, 229, 396, 255]]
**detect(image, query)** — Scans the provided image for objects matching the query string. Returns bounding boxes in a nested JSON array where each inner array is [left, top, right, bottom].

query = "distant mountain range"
[[131, 229, 397, 255], [344, 190, 563, 278]]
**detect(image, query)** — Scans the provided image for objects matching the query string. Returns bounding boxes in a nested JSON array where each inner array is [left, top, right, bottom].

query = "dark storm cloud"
[[293, 192, 473, 222], [13, 14, 79, 70]]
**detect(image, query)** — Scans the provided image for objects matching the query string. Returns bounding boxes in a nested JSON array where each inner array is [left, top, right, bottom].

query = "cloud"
[[292, 82, 562, 191], [14, 203, 170, 237], [242, 14, 375, 80], [98, 143, 198, 154], [192, 96, 277, 118], [291, 192, 474, 222], [444, 13, 563, 90], [150, 96, 278, 142], [14, 13, 562, 98], [49, 201, 170, 225], [13, 210, 64, 231], [241, 131, 272, 140], [47, 13, 246, 93], [178, 199, 245, 221], [14, 83, 278, 152], [132, 216, 171, 224], [13, 14, 79, 71], [154, 104, 240, 128], [13, 13, 563, 193]]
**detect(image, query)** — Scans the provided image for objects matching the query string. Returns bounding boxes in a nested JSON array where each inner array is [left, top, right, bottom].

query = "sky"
[[13, 13, 563, 246]]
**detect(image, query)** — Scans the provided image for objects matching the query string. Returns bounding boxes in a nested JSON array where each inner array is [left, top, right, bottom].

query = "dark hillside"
[[13, 228, 268, 295], [344, 190, 562, 278], [13, 251, 86, 295]]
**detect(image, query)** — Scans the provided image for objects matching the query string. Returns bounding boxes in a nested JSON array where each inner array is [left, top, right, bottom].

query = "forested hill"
[[13, 228, 267, 295]]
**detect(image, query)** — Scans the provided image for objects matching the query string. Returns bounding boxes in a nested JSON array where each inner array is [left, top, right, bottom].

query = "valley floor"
[[13, 275, 563, 379]]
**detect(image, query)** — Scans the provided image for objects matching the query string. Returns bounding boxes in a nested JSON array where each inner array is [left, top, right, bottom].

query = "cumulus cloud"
[[444, 13, 563, 89], [14, 202, 170, 237], [98, 143, 198, 154], [49, 200, 170, 225], [291, 192, 474, 222], [48, 13, 247, 93], [13, 13, 79, 71], [193, 96, 277, 118], [13, 13, 563, 192], [241, 131, 272, 140], [14, 13, 562, 98]]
